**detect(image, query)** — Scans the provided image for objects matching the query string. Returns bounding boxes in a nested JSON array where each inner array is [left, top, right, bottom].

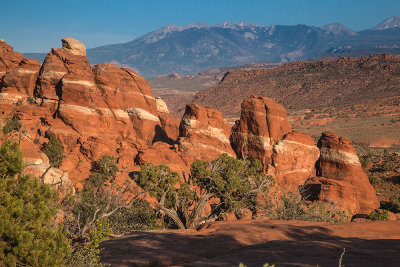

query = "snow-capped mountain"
[[24, 17, 400, 78], [372, 16, 400, 30], [321, 23, 357, 36]]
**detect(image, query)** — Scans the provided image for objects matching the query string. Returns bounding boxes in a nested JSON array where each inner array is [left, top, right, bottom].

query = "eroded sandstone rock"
[[303, 132, 380, 213], [271, 131, 320, 191], [230, 96, 291, 167], [178, 104, 235, 163]]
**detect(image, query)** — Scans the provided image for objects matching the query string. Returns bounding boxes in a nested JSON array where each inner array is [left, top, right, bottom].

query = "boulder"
[[61, 38, 86, 56], [230, 96, 291, 167], [303, 132, 380, 214], [178, 104, 235, 163]]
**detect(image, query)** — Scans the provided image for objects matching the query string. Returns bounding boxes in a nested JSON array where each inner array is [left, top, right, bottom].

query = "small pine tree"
[[44, 133, 64, 168], [0, 140, 72, 266], [0, 140, 24, 178]]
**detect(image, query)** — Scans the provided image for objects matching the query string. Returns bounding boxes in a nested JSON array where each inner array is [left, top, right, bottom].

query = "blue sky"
[[1, 0, 399, 52]]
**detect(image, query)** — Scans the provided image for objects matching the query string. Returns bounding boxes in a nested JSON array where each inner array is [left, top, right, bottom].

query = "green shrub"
[[0, 140, 24, 177], [2, 114, 21, 134], [0, 175, 72, 266], [44, 133, 64, 168], [264, 191, 348, 223], [64, 155, 155, 242], [264, 191, 305, 220], [108, 200, 159, 235], [368, 175, 382, 185], [369, 210, 389, 221], [383, 161, 396, 172], [67, 220, 111, 267], [359, 154, 373, 170], [135, 153, 274, 229]]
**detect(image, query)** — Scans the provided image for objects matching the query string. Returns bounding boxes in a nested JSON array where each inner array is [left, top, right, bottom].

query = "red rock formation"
[[178, 104, 235, 163], [0, 40, 26, 80], [271, 131, 320, 191], [0, 58, 41, 103], [230, 96, 291, 167], [303, 132, 380, 213]]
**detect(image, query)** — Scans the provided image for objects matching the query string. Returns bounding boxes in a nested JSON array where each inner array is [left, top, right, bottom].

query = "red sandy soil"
[[100, 219, 400, 266]]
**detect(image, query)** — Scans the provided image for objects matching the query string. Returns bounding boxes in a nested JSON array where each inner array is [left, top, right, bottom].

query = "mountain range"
[[24, 16, 400, 78]]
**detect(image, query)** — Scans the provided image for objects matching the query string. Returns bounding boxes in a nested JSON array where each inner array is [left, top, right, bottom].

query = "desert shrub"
[[108, 200, 158, 235], [67, 220, 111, 267], [264, 191, 305, 220], [44, 133, 64, 168], [383, 161, 396, 172], [264, 191, 348, 223], [34, 137, 40, 144], [359, 154, 373, 170], [368, 175, 382, 185], [135, 153, 274, 229], [64, 155, 153, 243], [2, 114, 21, 134], [369, 210, 389, 221], [0, 140, 24, 177]]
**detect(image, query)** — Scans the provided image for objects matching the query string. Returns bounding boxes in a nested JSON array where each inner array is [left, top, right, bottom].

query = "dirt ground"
[[100, 219, 400, 266]]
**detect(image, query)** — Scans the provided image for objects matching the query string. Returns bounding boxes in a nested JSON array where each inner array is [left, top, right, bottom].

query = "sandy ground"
[[100, 219, 400, 266]]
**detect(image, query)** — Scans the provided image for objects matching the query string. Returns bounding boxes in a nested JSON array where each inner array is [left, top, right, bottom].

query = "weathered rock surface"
[[0, 58, 41, 103], [303, 132, 380, 213], [61, 38, 86, 56], [271, 131, 320, 191], [178, 104, 235, 163], [0, 41, 26, 79], [230, 96, 291, 167]]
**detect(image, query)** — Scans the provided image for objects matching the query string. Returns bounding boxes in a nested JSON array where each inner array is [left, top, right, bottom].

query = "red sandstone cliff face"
[[0, 39, 380, 215]]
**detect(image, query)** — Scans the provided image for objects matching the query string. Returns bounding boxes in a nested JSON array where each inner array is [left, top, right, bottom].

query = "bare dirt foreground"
[[100, 219, 400, 266]]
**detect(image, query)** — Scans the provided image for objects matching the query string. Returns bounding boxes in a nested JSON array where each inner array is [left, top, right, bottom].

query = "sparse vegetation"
[[369, 210, 389, 221], [135, 153, 274, 229], [2, 114, 22, 134], [63, 155, 156, 243], [44, 133, 64, 168], [264, 190, 349, 223]]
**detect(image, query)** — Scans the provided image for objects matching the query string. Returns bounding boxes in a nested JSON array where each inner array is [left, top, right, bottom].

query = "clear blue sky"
[[1, 0, 399, 52]]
